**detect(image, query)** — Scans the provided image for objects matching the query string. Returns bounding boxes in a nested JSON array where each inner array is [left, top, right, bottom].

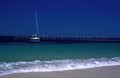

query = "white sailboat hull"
[[30, 36, 40, 43], [30, 39, 40, 43]]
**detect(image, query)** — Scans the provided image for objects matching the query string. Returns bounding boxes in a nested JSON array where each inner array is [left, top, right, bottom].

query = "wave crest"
[[0, 57, 120, 76]]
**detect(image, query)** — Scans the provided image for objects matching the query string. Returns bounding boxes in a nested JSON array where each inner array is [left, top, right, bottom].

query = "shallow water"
[[0, 43, 120, 76]]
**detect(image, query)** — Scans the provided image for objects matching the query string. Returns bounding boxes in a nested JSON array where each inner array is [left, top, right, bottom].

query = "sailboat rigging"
[[30, 12, 40, 43]]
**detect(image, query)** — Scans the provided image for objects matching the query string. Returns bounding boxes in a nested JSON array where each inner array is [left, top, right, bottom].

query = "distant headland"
[[0, 36, 120, 43]]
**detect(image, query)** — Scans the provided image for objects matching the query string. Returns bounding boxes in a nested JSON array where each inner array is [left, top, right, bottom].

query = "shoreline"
[[1, 65, 120, 78]]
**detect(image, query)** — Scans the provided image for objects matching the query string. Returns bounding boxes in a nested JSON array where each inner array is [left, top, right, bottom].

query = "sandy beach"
[[0, 65, 120, 78]]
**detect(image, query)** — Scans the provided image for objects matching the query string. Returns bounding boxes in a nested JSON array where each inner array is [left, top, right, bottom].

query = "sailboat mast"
[[36, 12, 39, 37]]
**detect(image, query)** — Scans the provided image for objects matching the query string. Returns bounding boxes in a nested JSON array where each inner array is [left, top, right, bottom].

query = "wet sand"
[[0, 66, 120, 78]]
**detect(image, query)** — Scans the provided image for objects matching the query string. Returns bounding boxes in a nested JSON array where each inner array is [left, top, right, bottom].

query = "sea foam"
[[0, 57, 120, 76]]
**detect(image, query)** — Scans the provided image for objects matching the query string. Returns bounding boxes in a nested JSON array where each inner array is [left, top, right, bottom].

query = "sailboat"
[[30, 12, 40, 43]]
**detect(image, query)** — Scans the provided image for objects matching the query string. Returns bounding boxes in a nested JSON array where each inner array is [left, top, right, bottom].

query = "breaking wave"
[[0, 57, 120, 76]]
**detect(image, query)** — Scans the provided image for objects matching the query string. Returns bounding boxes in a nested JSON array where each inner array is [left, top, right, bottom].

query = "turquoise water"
[[0, 43, 120, 76], [0, 43, 120, 62]]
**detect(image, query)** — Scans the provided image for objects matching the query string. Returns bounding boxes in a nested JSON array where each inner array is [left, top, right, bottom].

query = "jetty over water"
[[0, 36, 120, 43]]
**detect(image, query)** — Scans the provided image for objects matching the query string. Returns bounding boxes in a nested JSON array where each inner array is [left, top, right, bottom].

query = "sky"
[[0, 0, 120, 37]]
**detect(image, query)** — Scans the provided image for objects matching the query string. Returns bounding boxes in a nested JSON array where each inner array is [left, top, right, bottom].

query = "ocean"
[[0, 43, 120, 76]]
